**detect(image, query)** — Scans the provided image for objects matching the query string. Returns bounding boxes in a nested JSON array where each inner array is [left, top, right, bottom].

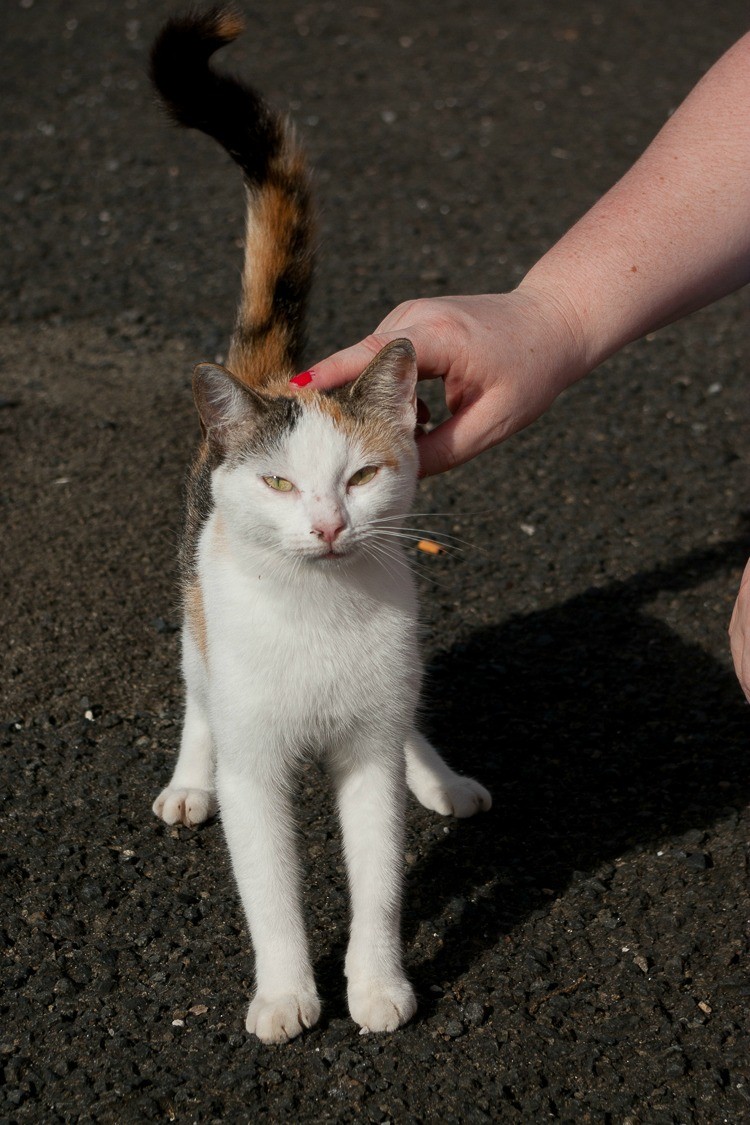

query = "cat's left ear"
[[347, 339, 417, 427]]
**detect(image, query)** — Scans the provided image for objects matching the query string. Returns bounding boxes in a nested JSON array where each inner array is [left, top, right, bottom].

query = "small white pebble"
[[520, 523, 536, 536], [172, 1019, 185, 1028], [84, 709, 94, 721], [707, 382, 722, 395]]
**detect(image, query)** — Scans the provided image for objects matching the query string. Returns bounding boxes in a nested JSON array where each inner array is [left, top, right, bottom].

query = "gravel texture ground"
[[3, 0, 750, 1121]]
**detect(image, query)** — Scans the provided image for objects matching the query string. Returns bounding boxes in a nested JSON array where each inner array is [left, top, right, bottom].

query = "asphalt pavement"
[[3, 0, 750, 1120]]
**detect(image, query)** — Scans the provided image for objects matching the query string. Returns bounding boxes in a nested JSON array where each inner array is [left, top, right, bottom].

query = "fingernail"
[[290, 370, 314, 387]]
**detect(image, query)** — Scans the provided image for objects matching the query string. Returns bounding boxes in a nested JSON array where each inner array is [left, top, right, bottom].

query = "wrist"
[[510, 277, 594, 397]]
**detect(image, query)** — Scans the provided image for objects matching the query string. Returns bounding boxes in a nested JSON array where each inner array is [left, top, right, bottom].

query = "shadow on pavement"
[[406, 536, 750, 1004]]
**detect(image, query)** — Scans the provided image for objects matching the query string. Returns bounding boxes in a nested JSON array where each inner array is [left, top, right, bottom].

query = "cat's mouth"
[[316, 548, 349, 561], [306, 544, 354, 563]]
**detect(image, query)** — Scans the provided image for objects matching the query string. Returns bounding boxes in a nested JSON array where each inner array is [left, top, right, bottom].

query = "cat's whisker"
[[369, 508, 496, 520], [366, 535, 454, 589], [375, 526, 470, 544], [366, 518, 486, 553], [369, 509, 496, 529], [361, 541, 406, 585], [369, 529, 466, 560]]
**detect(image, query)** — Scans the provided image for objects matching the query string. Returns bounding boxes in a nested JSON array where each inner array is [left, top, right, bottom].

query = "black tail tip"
[[175, 4, 245, 43], [194, 4, 245, 43], [151, 4, 246, 76]]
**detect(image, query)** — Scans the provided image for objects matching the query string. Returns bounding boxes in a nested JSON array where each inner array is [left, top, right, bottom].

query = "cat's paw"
[[348, 978, 417, 1034], [152, 786, 218, 828], [413, 773, 492, 818], [246, 990, 321, 1044]]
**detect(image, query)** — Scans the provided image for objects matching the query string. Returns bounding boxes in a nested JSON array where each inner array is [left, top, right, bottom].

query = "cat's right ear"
[[193, 362, 262, 449]]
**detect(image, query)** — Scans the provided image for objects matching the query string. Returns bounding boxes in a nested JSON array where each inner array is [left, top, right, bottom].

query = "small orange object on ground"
[[416, 539, 444, 555]]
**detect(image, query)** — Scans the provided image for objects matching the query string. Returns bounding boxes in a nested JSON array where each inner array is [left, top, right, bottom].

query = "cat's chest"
[[198, 527, 417, 729]]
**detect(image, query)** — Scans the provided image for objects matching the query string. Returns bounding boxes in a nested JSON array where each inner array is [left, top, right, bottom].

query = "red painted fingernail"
[[290, 370, 314, 387]]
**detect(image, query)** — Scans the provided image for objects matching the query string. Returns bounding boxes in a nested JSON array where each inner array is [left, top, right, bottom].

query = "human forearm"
[[520, 32, 750, 382]]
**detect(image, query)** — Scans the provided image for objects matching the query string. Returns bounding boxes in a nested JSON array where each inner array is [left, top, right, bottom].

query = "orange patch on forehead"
[[311, 395, 401, 468]]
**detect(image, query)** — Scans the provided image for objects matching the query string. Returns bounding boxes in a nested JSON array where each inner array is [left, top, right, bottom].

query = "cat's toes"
[[418, 775, 492, 818], [152, 786, 218, 828], [348, 978, 417, 1034], [246, 991, 321, 1044]]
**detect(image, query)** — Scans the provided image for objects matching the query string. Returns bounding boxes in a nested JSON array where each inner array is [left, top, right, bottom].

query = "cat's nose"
[[311, 521, 346, 546]]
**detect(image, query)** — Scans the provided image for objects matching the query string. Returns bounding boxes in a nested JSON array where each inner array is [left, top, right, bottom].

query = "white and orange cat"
[[149, 7, 490, 1044]]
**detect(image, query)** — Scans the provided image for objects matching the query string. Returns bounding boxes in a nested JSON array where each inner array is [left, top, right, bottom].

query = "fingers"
[[730, 625, 750, 702], [729, 559, 750, 701], [305, 334, 393, 389], [304, 316, 462, 391]]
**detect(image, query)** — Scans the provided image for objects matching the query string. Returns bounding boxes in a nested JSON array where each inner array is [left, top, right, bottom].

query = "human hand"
[[305, 288, 588, 476], [729, 557, 750, 701]]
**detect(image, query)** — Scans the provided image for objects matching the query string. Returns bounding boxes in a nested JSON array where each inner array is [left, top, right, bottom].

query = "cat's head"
[[194, 339, 419, 566]]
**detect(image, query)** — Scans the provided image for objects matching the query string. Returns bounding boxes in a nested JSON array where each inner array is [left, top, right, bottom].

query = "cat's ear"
[[347, 339, 417, 427], [193, 362, 266, 446]]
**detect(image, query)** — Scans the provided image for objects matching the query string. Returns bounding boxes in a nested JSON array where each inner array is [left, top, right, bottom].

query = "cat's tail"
[[150, 5, 313, 384]]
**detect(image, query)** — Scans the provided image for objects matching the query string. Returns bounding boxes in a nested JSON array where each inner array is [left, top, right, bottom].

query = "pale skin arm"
[[304, 32, 750, 697]]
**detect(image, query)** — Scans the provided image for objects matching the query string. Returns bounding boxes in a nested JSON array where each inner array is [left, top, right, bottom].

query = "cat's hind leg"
[[405, 730, 491, 818], [153, 625, 218, 828]]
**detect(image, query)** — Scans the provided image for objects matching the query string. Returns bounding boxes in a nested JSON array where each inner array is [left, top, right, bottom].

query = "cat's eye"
[[348, 466, 378, 488], [262, 475, 294, 492]]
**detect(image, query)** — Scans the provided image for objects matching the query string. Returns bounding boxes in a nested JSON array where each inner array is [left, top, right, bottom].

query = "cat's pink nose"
[[312, 522, 345, 545]]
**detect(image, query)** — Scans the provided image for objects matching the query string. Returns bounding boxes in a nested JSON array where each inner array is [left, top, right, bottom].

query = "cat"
[[149, 6, 491, 1044]]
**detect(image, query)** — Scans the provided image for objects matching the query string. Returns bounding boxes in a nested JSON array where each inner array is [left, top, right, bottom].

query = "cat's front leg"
[[405, 729, 492, 818], [153, 630, 218, 827], [217, 754, 320, 1044], [333, 743, 417, 1033], [153, 700, 217, 826]]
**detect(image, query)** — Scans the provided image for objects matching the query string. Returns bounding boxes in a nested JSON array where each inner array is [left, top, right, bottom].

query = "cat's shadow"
[[397, 535, 750, 1012]]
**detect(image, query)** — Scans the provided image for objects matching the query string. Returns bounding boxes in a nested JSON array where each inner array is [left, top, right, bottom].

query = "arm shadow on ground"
[[403, 534, 750, 1008]]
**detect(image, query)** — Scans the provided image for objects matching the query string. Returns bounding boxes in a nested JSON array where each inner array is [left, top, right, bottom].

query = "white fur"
[[153, 405, 491, 1042]]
